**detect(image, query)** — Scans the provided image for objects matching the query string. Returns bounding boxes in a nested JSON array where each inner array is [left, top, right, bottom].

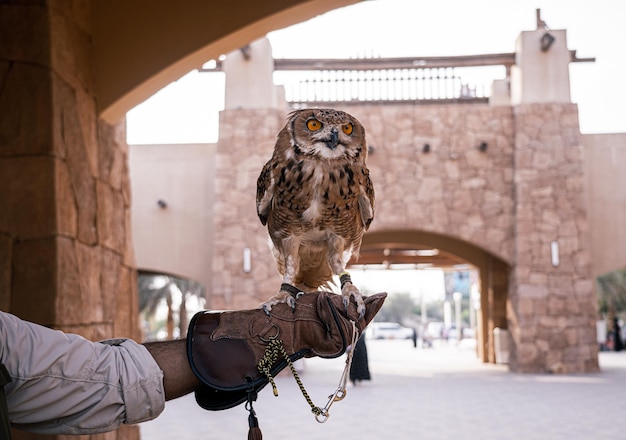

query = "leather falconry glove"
[[187, 290, 387, 411]]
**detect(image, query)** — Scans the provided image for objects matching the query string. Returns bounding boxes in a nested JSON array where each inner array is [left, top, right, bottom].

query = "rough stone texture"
[[211, 109, 286, 309], [509, 103, 598, 374], [2, 2, 140, 439], [213, 105, 515, 307], [213, 103, 598, 374], [352, 104, 515, 264]]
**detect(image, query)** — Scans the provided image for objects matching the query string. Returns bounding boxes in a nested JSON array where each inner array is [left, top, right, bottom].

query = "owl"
[[256, 108, 375, 318]]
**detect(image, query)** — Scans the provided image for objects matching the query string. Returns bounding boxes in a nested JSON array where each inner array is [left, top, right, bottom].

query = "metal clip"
[[315, 386, 348, 423], [314, 320, 359, 423]]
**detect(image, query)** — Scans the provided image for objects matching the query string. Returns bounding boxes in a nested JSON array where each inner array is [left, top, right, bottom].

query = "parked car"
[[368, 322, 415, 340]]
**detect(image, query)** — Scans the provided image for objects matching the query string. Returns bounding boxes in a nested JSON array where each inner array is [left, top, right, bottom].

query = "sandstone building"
[[131, 26, 626, 375]]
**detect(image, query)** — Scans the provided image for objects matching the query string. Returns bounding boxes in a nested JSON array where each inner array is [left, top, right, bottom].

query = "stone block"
[[97, 181, 126, 253], [547, 296, 565, 315], [124, 207, 136, 267], [518, 283, 548, 298], [115, 266, 138, 338], [516, 342, 539, 369], [565, 327, 579, 346], [12, 237, 57, 325], [517, 296, 536, 317], [0, 5, 50, 66], [548, 329, 569, 350], [0, 63, 54, 157], [49, 6, 96, 94], [55, 160, 78, 237], [55, 236, 84, 326], [76, 241, 103, 323], [53, 77, 100, 245], [100, 248, 122, 323], [573, 278, 593, 295], [0, 156, 56, 238]]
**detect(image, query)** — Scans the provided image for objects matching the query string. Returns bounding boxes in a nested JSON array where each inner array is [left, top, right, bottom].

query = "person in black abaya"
[[349, 335, 371, 385], [613, 318, 623, 352]]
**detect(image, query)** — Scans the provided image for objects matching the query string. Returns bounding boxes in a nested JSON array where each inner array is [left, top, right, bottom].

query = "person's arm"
[[143, 339, 202, 400], [1, 310, 167, 435]]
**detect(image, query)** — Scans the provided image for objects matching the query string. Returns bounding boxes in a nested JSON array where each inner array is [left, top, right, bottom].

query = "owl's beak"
[[326, 128, 339, 150]]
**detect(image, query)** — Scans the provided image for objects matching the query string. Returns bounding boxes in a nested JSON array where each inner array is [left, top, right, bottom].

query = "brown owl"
[[256, 108, 375, 317]]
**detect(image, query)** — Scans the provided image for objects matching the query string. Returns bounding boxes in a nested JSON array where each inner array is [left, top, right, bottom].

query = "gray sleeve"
[[0, 311, 165, 435]]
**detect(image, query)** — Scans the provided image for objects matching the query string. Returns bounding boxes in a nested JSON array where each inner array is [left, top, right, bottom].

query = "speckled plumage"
[[256, 108, 375, 315]]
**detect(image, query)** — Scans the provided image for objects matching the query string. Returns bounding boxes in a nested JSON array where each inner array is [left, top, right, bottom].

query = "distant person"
[[349, 335, 371, 385], [412, 327, 417, 348], [613, 318, 623, 352]]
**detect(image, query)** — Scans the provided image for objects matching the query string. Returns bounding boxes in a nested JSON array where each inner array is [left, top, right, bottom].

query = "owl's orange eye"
[[342, 123, 354, 136], [306, 118, 322, 131]]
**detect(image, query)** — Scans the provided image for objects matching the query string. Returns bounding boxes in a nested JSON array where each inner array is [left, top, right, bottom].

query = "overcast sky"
[[127, 0, 626, 144]]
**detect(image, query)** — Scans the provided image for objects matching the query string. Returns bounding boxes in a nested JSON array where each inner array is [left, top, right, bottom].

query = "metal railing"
[[270, 50, 593, 107], [278, 67, 490, 106], [200, 50, 594, 107], [273, 53, 516, 107]]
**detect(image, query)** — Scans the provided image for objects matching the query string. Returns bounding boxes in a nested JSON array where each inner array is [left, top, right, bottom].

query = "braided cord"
[[257, 338, 323, 416]]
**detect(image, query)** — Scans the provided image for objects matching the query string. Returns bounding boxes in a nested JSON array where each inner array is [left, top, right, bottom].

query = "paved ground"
[[139, 339, 626, 439]]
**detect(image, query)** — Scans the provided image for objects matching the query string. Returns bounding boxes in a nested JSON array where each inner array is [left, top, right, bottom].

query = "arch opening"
[[350, 229, 510, 364]]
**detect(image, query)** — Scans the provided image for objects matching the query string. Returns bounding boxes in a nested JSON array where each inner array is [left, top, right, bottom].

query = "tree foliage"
[[597, 268, 626, 317], [138, 272, 205, 340], [374, 292, 417, 323]]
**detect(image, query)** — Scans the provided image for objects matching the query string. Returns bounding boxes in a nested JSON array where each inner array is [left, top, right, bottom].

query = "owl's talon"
[[341, 282, 366, 320], [261, 288, 300, 315], [357, 304, 366, 320], [286, 295, 296, 310]]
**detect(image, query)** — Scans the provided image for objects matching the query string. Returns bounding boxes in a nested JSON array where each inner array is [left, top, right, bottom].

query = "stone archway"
[[357, 229, 510, 363]]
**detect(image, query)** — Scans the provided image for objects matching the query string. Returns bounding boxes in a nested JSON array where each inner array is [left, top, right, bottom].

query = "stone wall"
[[510, 103, 598, 373], [211, 104, 516, 307], [212, 103, 598, 373], [210, 109, 287, 309], [347, 104, 516, 263], [1, 2, 139, 439]]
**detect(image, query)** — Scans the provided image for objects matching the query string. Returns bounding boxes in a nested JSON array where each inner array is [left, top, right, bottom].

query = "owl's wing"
[[358, 167, 375, 230], [256, 160, 274, 226]]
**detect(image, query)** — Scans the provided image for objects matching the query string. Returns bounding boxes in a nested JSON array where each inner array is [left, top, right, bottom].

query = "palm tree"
[[138, 272, 205, 340], [597, 268, 626, 329]]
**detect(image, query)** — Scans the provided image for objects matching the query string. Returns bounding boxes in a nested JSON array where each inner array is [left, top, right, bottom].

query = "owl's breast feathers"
[[256, 155, 375, 243]]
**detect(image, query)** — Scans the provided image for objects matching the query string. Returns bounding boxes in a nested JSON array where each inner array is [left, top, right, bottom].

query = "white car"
[[368, 322, 415, 340]]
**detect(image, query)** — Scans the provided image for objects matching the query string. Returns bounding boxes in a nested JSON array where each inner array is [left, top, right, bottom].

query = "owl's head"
[[282, 108, 367, 162]]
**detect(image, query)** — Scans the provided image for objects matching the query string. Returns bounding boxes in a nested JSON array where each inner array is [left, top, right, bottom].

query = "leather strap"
[[280, 283, 303, 298]]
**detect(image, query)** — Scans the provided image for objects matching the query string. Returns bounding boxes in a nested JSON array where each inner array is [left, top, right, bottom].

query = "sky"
[[126, 0, 626, 144]]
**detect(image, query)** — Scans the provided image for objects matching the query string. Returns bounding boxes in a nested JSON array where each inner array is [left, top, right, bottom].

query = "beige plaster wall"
[[582, 133, 626, 277], [129, 144, 217, 294]]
